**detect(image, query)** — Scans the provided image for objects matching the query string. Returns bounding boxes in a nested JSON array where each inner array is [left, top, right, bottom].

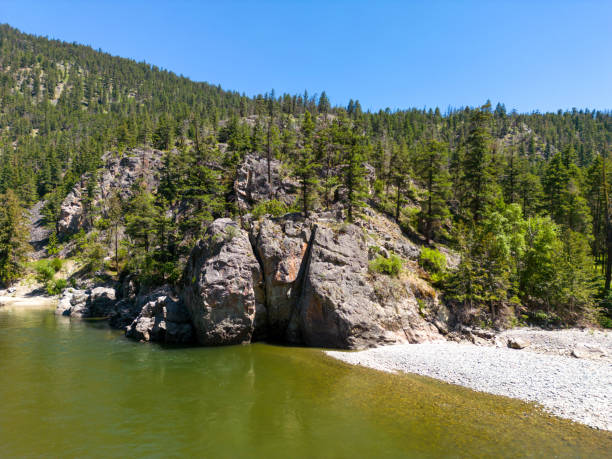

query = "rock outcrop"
[[234, 154, 297, 212], [58, 148, 164, 236], [126, 286, 193, 344], [56, 287, 116, 318], [291, 223, 441, 349], [180, 219, 265, 345], [51, 150, 449, 350], [172, 213, 446, 349]]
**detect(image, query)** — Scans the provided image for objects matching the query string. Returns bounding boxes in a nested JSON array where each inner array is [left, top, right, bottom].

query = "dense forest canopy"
[[0, 24, 611, 327]]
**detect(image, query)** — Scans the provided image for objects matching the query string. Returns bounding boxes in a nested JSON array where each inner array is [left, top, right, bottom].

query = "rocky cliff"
[[166, 207, 446, 349], [53, 150, 450, 349], [58, 148, 164, 236]]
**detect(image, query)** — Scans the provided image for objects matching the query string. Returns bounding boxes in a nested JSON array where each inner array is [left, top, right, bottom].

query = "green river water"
[[0, 304, 610, 458]]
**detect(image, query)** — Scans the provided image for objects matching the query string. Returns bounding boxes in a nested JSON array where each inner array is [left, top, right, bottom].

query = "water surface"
[[1, 306, 610, 458]]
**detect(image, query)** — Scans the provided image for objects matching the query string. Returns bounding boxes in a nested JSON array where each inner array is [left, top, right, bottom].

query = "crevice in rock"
[[286, 224, 318, 343], [248, 224, 268, 341], [249, 225, 266, 288]]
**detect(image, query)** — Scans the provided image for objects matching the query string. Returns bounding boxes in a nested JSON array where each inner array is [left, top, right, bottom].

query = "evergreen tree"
[[390, 142, 411, 223], [340, 121, 369, 222], [0, 189, 31, 286], [293, 111, 319, 216], [125, 184, 157, 253], [414, 139, 451, 240], [461, 103, 497, 222]]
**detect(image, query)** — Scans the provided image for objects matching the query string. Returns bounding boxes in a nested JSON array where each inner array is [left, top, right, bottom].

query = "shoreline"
[[326, 335, 612, 432], [3, 294, 611, 431], [0, 295, 57, 309]]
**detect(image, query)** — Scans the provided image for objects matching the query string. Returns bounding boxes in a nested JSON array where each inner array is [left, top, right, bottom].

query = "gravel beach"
[[327, 332, 612, 431]]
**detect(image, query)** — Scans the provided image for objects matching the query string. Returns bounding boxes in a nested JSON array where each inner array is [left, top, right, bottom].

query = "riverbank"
[[327, 329, 612, 431], [0, 295, 56, 308]]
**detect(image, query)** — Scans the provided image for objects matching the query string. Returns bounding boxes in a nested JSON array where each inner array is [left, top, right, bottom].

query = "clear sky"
[[2, 0, 611, 113]]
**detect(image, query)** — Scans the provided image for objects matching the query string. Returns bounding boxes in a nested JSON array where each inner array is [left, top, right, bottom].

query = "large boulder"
[[251, 216, 313, 339], [292, 223, 441, 349], [181, 219, 265, 345], [126, 286, 193, 344]]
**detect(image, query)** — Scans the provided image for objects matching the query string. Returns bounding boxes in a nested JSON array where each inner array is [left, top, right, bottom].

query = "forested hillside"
[[1, 24, 611, 328]]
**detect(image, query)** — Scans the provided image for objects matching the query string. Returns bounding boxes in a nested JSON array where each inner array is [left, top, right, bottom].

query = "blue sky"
[[2, 0, 611, 113]]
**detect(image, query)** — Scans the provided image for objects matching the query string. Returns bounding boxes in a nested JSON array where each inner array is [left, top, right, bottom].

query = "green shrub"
[[50, 258, 63, 272], [46, 231, 59, 256], [33, 260, 55, 283], [46, 278, 67, 295], [597, 311, 612, 329], [369, 253, 402, 277], [252, 199, 290, 219], [225, 225, 238, 242], [419, 247, 447, 274]]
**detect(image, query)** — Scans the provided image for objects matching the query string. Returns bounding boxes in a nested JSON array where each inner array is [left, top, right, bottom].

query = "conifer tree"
[[414, 139, 451, 240], [0, 189, 31, 286], [125, 184, 157, 253], [294, 111, 319, 216], [340, 121, 369, 222], [461, 103, 497, 222]]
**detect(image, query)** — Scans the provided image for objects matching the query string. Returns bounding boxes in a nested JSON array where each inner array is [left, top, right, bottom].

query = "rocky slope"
[[58, 148, 164, 236]]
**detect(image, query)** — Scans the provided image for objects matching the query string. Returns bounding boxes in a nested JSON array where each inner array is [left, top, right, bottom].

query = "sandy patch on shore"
[[0, 296, 57, 309]]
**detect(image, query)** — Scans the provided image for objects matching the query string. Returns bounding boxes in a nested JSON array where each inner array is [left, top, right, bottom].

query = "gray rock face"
[[293, 223, 441, 349], [58, 148, 164, 236], [108, 299, 142, 329], [126, 286, 193, 344], [251, 216, 313, 338], [234, 154, 297, 212], [58, 188, 84, 235], [181, 219, 265, 345], [55, 287, 116, 318], [356, 209, 420, 261]]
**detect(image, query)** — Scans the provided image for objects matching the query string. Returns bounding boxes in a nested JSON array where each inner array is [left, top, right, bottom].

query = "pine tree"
[[414, 139, 451, 240], [293, 111, 319, 216], [318, 91, 331, 115], [461, 103, 497, 222], [0, 189, 31, 286], [125, 184, 157, 253], [107, 190, 123, 272], [340, 120, 369, 222]]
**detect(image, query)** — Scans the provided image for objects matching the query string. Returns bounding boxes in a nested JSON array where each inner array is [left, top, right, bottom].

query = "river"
[[0, 303, 610, 458]]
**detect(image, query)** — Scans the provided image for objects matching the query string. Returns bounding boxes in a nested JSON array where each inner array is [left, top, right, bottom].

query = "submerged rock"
[[180, 218, 265, 345]]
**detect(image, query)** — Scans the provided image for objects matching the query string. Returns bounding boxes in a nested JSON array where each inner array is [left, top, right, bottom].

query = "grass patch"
[[369, 253, 402, 277]]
